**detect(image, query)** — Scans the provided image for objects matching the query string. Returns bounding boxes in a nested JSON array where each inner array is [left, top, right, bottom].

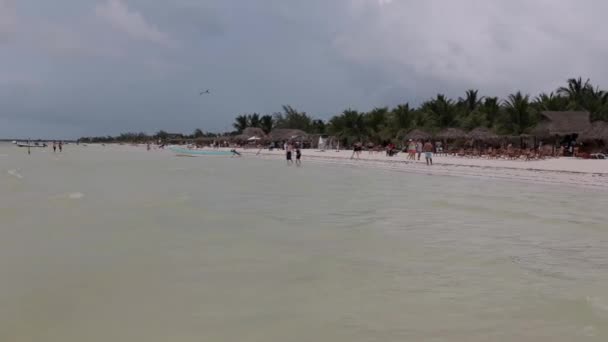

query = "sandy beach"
[[218, 147, 608, 189]]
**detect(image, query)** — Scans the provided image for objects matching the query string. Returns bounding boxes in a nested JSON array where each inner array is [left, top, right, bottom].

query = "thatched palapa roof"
[[582, 121, 608, 142], [531, 111, 591, 137], [467, 127, 499, 140], [403, 129, 432, 141], [435, 127, 467, 140], [233, 127, 267, 141], [268, 129, 308, 141]]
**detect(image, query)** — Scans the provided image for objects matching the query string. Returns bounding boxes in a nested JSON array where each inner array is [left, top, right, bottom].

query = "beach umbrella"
[[404, 129, 432, 141], [467, 127, 499, 141], [435, 128, 467, 140]]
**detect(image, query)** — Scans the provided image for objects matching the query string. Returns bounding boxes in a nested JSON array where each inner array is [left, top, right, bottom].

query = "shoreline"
[[228, 147, 608, 190]]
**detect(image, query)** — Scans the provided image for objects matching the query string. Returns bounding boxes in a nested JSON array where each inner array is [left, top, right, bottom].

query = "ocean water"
[[1, 143, 608, 341]]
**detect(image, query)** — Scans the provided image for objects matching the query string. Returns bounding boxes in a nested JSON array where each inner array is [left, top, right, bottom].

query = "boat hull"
[[169, 147, 233, 156]]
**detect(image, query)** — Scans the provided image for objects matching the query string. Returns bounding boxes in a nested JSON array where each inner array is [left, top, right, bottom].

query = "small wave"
[[582, 326, 597, 337], [587, 296, 608, 316], [7, 169, 23, 179], [68, 192, 84, 200]]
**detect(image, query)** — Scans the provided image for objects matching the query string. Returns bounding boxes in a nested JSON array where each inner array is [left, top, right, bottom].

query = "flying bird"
[[200, 90, 210, 95]]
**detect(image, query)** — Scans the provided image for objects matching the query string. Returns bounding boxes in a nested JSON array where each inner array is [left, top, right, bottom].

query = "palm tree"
[[311, 119, 326, 134], [390, 103, 414, 139], [459, 89, 483, 113], [557, 77, 593, 109], [422, 94, 458, 128], [480, 97, 500, 128], [581, 88, 608, 121], [260, 115, 274, 133], [533, 92, 569, 111], [364, 107, 390, 142], [328, 109, 366, 144], [233, 115, 249, 133], [248, 113, 261, 128], [193, 128, 204, 138], [502, 92, 535, 134], [274, 105, 313, 131]]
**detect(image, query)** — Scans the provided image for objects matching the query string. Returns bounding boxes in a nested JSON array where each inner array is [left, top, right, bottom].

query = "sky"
[[2, 0, 608, 139]]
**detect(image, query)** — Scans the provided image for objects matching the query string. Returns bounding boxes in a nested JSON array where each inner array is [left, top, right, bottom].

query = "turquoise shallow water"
[[1, 143, 608, 341]]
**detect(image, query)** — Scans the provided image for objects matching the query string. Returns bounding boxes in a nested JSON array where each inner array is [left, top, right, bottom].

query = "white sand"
[[230, 147, 608, 189]]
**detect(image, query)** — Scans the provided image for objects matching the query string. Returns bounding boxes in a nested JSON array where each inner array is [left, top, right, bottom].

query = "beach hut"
[[404, 129, 432, 141], [268, 129, 309, 142], [581, 121, 608, 143], [435, 128, 467, 140], [530, 111, 591, 155], [530, 111, 591, 138], [467, 127, 499, 141], [580, 121, 608, 155], [433, 127, 467, 154], [241, 127, 267, 139], [467, 127, 500, 149], [233, 127, 267, 144]]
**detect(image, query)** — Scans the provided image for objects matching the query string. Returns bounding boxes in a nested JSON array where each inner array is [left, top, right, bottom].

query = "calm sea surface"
[[1, 143, 608, 341]]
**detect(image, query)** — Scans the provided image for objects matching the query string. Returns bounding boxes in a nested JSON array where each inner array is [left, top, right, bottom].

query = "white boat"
[[16, 142, 47, 148]]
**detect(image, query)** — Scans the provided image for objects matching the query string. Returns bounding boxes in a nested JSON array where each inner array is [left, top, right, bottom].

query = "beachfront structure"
[[233, 127, 267, 142], [531, 111, 591, 138], [403, 129, 432, 141], [582, 121, 608, 143], [435, 128, 468, 140], [268, 129, 309, 143]]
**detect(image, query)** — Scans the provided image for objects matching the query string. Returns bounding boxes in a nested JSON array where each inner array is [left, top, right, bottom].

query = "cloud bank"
[[1, 0, 608, 138]]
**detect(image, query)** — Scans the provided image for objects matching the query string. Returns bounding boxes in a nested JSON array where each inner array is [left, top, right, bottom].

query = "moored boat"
[[16, 142, 47, 148], [169, 146, 234, 156]]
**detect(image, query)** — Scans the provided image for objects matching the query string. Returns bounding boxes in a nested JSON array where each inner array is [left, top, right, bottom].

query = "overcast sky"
[[1, 0, 608, 138]]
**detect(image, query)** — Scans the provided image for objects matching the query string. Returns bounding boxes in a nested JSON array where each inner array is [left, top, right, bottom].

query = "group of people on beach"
[[350, 140, 435, 165], [52, 141, 63, 153], [406, 139, 434, 165], [284, 142, 302, 166]]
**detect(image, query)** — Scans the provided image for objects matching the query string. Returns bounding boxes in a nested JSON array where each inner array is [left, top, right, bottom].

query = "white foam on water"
[[177, 193, 191, 202], [7, 169, 23, 179], [68, 192, 84, 200], [582, 326, 596, 337], [586, 296, 608, 317]]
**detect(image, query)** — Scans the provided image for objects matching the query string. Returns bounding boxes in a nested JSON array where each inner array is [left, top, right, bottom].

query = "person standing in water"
[[423, 140, 434, 165], [286, 143, 293, 165], [295, 146, 302, 167]]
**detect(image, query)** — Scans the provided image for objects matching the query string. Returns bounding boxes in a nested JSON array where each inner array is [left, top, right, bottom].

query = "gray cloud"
[[95, 0, 172, 46], [2, 0, 608, 139], [0, 0, 16, 43]]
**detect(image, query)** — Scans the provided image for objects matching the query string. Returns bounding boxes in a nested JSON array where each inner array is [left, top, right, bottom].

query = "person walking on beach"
[[416, 140, 423, 160], [407, 139, 416, 160], [351, 142, 362, 160], [295, 146, 302, 167], [58, 141, 63, 152], [423, 140, 434, 165], [52, 141, 57, 153], [286, 143, 293, 165]]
